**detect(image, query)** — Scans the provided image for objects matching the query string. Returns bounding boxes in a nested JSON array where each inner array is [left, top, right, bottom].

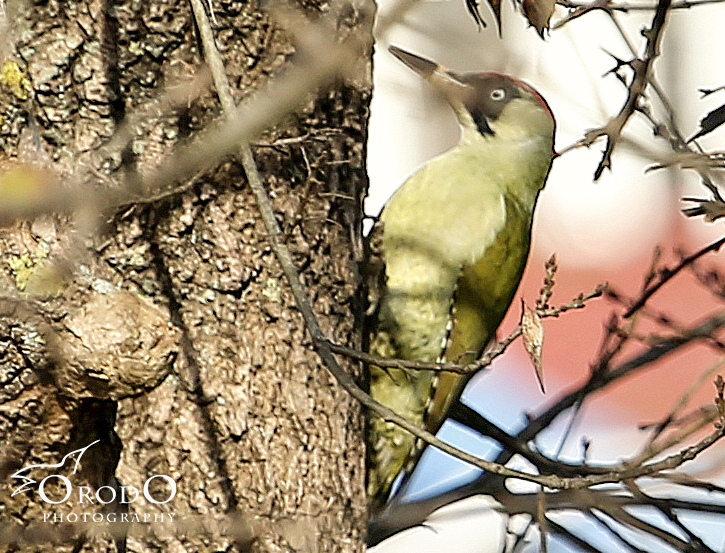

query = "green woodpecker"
[[367, 46, 556, 511]]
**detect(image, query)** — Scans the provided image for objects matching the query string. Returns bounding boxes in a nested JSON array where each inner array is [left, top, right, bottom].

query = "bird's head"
[[389, 45, 555, 149]]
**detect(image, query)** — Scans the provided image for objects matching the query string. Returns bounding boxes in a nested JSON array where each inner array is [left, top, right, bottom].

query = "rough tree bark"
[[0, 0, 372, 551]]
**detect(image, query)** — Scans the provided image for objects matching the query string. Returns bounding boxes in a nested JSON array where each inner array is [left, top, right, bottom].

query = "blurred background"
[[367, 1, 725, 550]]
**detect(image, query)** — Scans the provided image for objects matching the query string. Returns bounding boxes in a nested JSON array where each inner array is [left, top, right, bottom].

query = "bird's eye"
[[490, 88, 506, 101]]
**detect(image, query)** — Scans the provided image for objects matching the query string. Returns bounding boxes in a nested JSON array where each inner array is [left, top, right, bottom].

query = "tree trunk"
[[0, 0, 371, 551]]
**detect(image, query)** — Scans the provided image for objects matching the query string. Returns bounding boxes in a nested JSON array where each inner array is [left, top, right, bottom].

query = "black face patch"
[[470, 110, 493, 136], [450, 73, 522, 136]]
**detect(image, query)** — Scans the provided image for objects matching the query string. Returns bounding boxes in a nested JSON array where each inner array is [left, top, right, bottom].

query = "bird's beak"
[[389, 46, 469, 108]]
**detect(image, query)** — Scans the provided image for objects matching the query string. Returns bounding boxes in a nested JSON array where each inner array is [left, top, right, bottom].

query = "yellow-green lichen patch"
[[7, 242, 50, 290], [0, 60, 32, 100]]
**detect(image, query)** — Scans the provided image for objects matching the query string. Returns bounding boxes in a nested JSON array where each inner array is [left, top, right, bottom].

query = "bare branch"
[[576, 0, 671, 179], [328, 280, 606, 374], [557, 0, 725, 13], [623, 236, 725, 318]]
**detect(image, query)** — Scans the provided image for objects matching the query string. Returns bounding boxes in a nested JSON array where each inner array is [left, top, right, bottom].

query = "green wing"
[[426, 193, 534, 436]]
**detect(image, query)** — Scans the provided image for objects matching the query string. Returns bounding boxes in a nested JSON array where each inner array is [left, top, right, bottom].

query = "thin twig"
[[486, 311, 725, 473], [557, 0, 725, 12], [330, 282, 605, 374], [547, 519, 606, 553], [624, 236, 725, 317], [629, 406, 717, 468], [537, 489, 549, 553], [593, 500, 692, 551], [579, 0, 671, 179], [557, 0, 725, 205], [607, 286, 725, 352], [552, 0, 612, 29], [642, 354, 725, 447], [625, 480, 716, 552]]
